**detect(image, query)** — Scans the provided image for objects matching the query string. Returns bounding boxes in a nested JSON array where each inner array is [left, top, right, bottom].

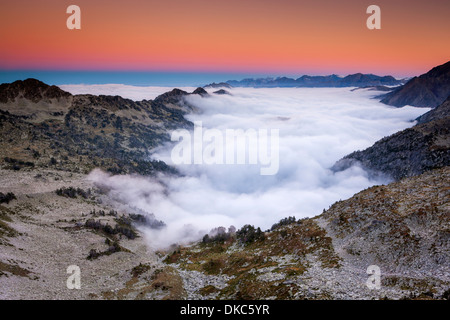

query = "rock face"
[[333, 97, 450, 181], [381, 61, 450, 108], [226, 73, 404, 88]]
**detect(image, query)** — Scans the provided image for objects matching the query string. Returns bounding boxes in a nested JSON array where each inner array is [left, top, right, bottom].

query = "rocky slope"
[[381, 61, 450, 108], [332, 96, 450, 181], [163, 167, 449, 300]]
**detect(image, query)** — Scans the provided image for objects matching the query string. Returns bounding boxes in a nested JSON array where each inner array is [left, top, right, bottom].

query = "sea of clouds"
[[76, 85, 429, 249]]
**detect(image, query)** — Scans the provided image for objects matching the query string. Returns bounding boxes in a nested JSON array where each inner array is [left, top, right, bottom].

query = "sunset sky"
[[0, 0, 449, 77]]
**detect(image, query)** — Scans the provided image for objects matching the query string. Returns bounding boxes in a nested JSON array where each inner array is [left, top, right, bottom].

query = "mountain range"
[[223, 73, 405, 88]]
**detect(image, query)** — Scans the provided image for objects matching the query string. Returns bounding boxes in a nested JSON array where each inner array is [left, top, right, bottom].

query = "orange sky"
[[0, 0, 449, 77]]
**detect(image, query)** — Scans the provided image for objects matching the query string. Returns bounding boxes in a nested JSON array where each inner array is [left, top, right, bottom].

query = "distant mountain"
[[333, 96, 450, 181], [225, 73, 404, 88], [381, 61, 450, 108]]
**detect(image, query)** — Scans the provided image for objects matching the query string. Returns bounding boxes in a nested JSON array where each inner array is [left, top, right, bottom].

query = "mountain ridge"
[[0, 72, 449, 300]]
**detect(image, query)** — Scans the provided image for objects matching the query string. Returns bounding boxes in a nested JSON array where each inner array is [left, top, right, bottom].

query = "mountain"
[[0, 79, 207, 176], [0, 76, 449, 300], [332, 96, 450, 181], [381, 61, 450, 108], [225, 73, 404, 88]]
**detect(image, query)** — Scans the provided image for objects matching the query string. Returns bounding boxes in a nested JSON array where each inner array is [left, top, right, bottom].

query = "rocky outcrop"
[[381, 61, 450, 108]]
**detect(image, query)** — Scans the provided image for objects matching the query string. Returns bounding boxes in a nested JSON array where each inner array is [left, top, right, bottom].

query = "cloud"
[[87, 87, 430, 249]]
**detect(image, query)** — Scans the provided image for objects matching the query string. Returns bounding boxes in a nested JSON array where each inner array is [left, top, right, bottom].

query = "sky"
[[86, 86, 429, 248], [0, 0, 449, 78]]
